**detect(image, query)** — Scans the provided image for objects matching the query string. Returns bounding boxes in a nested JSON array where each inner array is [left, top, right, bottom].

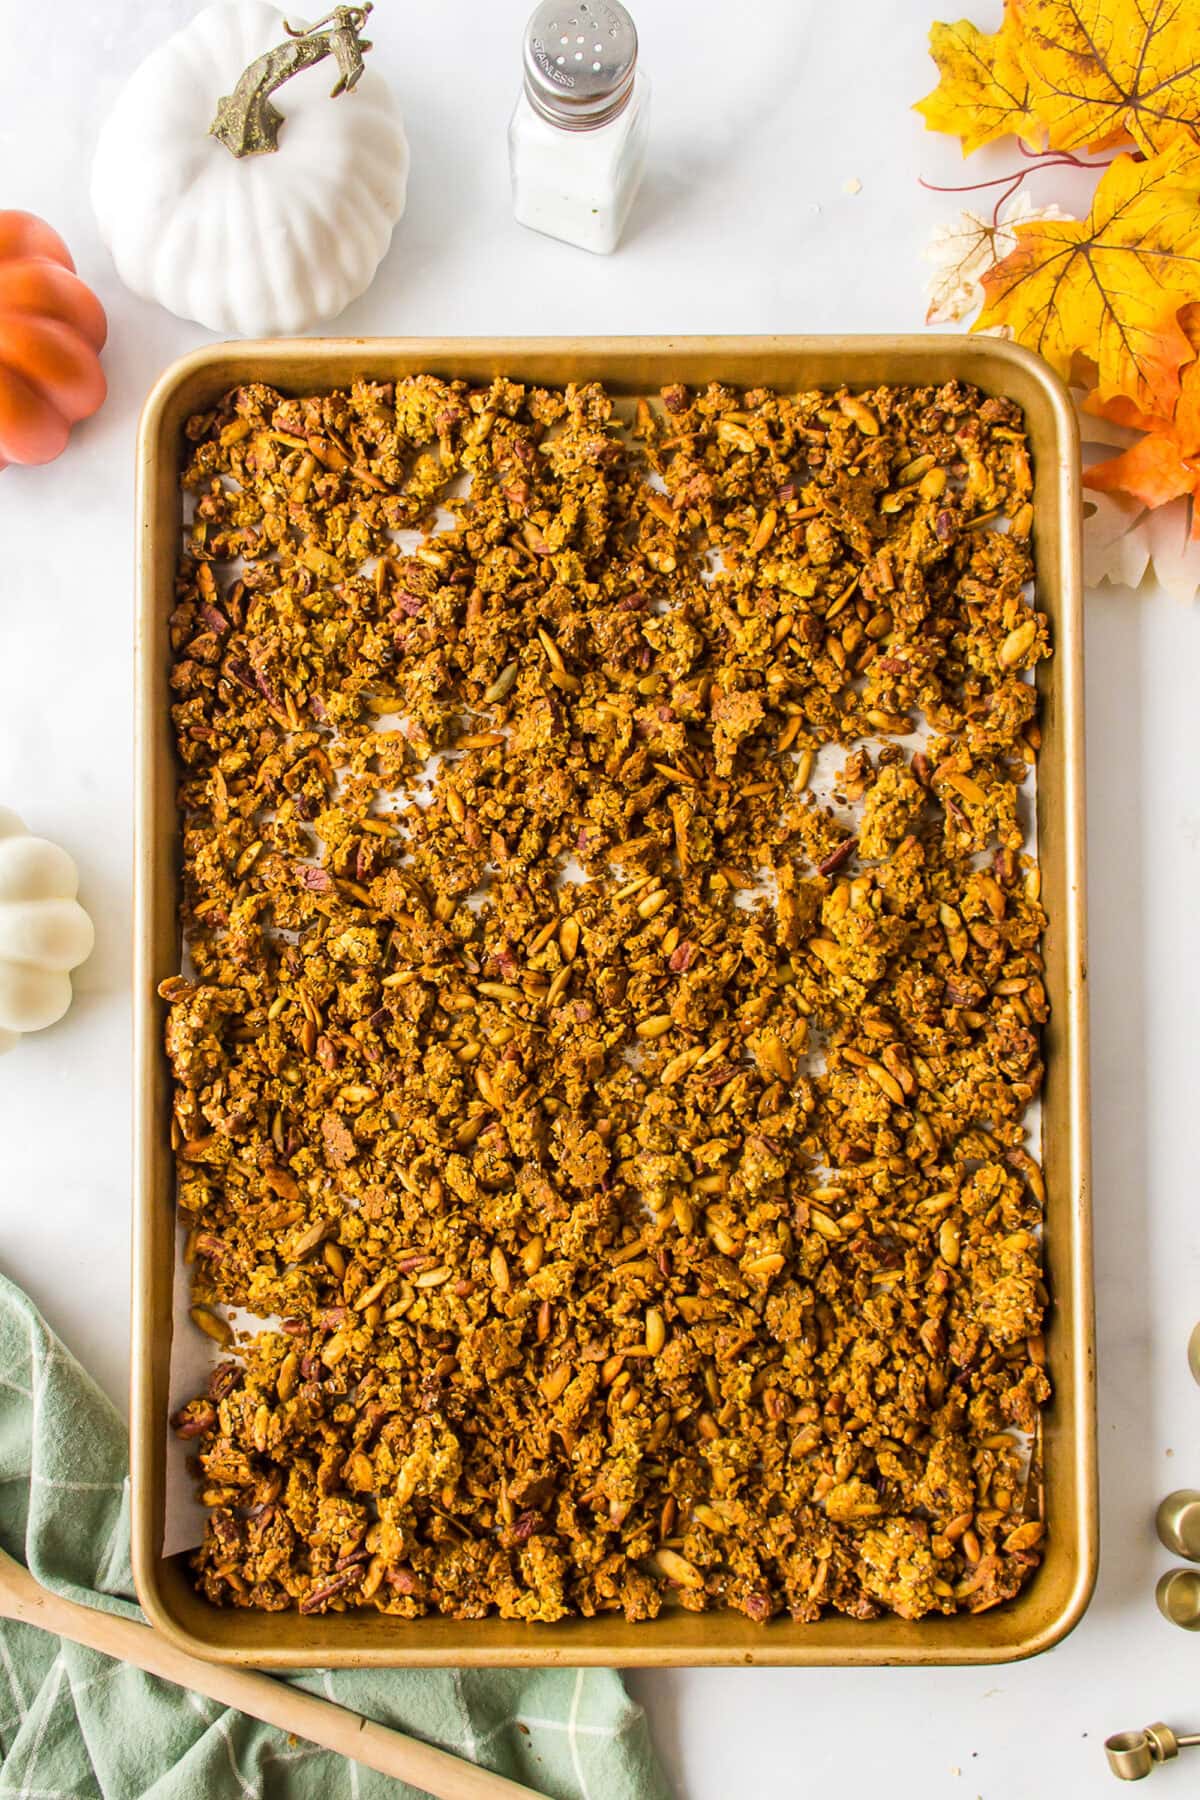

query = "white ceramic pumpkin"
[[0, 809, 95, 1056], [90, 1, 409, 337]]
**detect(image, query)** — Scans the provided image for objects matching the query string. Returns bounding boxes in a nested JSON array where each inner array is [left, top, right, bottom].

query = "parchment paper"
[[163, 531, 1043, 1555]]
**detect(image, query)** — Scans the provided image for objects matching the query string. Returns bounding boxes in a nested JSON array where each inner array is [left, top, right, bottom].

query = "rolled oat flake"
[[509, 0, 650, 254]]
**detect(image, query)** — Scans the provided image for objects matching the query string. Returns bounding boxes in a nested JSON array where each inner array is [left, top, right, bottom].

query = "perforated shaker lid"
[[522, 0, 639, 130]]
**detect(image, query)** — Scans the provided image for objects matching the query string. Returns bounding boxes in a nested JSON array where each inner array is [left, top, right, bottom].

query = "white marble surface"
[[2, 1, 1199, 1795]]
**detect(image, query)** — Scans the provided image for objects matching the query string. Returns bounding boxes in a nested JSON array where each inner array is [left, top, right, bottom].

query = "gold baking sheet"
[[132, 336, 1094, 1667]]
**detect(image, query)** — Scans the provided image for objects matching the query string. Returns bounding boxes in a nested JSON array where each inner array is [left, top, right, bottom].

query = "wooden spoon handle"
[[1, 1554, 543, 1800]]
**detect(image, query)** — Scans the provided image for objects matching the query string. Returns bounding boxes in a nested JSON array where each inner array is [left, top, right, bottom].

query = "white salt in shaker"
[[509, 0, 650, 255]]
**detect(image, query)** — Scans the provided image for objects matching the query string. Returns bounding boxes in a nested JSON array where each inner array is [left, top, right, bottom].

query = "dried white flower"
[[1081, 487, 1200, 600], [923, 195, 1071, 326]]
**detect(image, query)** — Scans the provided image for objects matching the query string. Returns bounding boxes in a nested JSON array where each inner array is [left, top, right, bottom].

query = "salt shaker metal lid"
[[521, 0, 639, 131]]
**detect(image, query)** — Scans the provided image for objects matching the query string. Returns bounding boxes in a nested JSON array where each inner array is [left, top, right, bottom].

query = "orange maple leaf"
[[1083, 306, 1200, 515], [1084, 390, 1169, 436], [1083, 431, 1200, 510], [915, 16, 1046, 153], [976, 138, 1200, 415], [1013, 0, 1200, 156]]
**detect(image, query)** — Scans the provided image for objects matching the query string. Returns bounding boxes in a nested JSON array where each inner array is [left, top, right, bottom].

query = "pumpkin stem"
[[209, 4, 374, 158]]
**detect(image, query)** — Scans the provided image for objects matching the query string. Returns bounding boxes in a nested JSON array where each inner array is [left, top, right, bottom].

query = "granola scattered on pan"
[[165, 375, 1050, 1625]]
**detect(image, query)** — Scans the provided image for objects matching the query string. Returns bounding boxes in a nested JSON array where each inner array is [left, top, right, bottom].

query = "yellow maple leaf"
[[1014, 0, 1200, 155], [976, 138, 1200, 415], [915, 16, 1046, 153], [1083, 305, 1200, 449]]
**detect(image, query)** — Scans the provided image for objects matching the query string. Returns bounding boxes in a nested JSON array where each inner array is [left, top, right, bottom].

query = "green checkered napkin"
[[0, 1272, 670, 1799]]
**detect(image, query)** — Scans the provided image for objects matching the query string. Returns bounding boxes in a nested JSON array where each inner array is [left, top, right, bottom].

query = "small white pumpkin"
[[0, 809, 95, 1056], [90, 1, 409, 337]]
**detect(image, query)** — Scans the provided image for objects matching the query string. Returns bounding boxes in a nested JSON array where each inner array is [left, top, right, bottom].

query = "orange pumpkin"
[[0, 211, 107, 469]]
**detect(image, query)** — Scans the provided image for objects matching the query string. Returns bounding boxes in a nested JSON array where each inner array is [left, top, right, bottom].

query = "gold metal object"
[[210, 5, 374, 158], [133, 335, 1095, 1668], [1188, 1320, 1200, 1388], [1156, 1568, 1200, 1630], [1156, 1491, 1200, 1561], [1106, 1724, 1200, 1781]]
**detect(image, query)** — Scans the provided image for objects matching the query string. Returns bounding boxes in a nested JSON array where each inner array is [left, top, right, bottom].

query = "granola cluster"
[[166, 374, 1050, 1626]]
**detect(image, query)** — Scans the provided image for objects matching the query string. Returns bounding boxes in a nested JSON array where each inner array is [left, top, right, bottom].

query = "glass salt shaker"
[[508, 0, 650, 255]]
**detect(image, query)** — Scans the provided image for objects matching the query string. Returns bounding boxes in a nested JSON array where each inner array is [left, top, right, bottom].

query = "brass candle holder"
[[1106, 1724, 1200, 1781], [1155, 1491, 1200, 1628], [1151, 1337, 1200, 1631], [1102, 1330, 1200, 1776], [1156, 1568, 1200, 1631], [1187, 1322, 1200, 1389], [1156, 1492, 1200, 1562]]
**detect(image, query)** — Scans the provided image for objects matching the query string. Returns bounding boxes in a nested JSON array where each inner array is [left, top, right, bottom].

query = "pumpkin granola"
[[165, 374, 1050, 1625]]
